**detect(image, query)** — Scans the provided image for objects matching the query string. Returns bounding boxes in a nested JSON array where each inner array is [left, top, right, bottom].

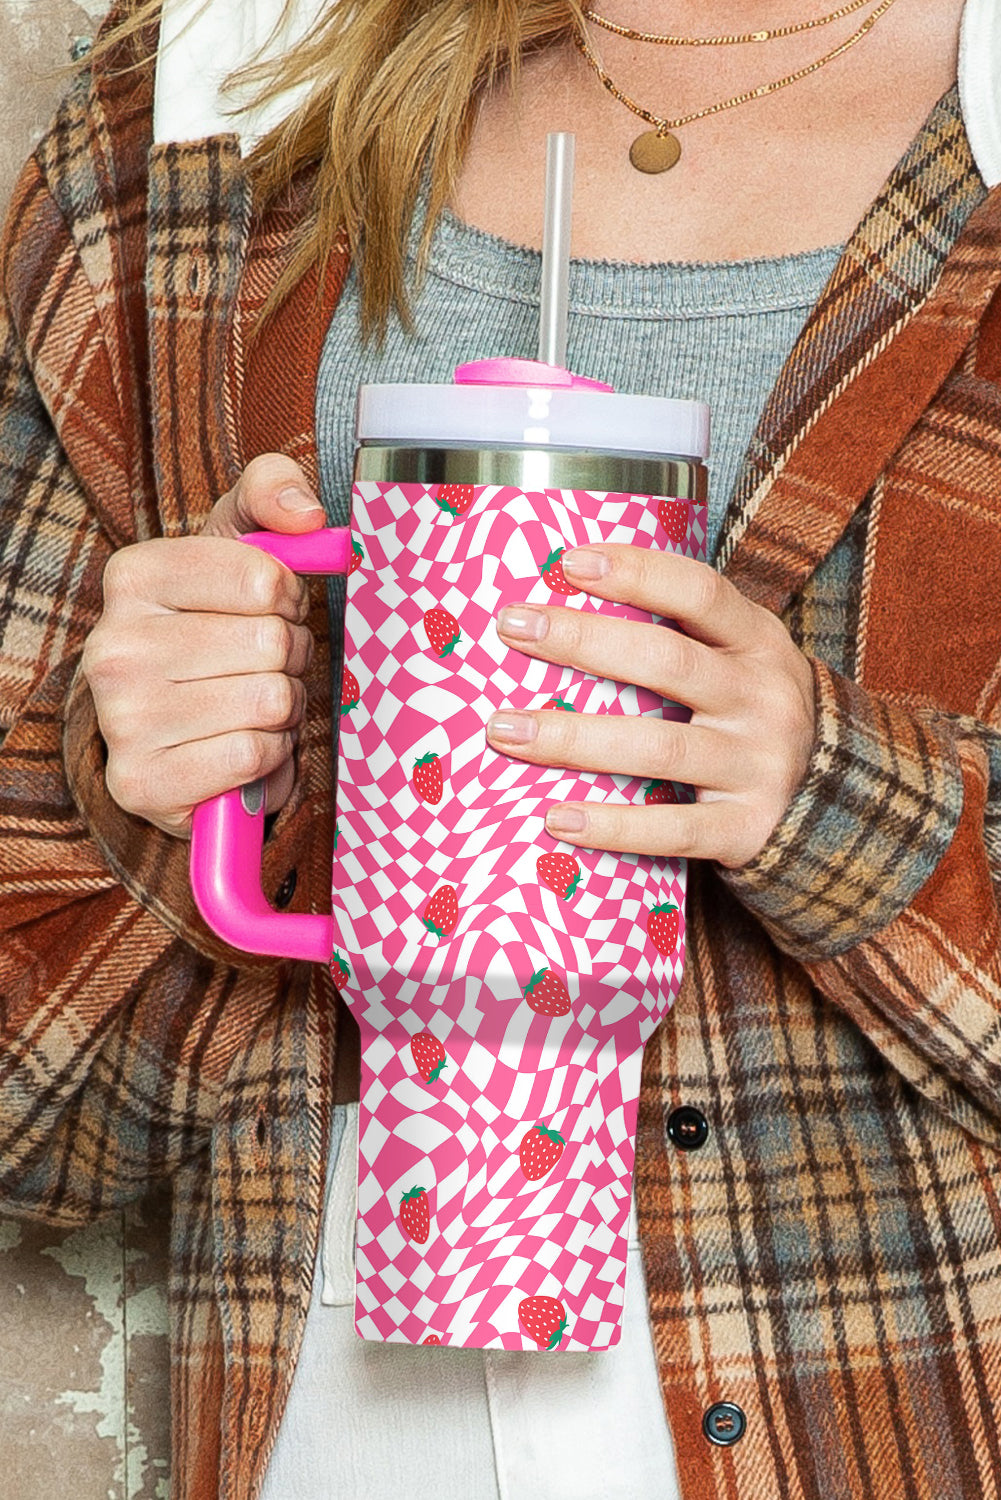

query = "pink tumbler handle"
[[189, 526, 351, 963]]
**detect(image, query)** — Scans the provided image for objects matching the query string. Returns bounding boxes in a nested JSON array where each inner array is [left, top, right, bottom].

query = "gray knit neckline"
[[410, 200, 844, 320]]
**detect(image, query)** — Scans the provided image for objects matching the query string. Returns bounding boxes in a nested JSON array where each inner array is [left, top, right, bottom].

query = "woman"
[[2, 1, 1000, 1496]]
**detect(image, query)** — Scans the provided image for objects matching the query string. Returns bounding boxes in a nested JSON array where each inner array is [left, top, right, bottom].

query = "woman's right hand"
[[81, 454, 326, 837]]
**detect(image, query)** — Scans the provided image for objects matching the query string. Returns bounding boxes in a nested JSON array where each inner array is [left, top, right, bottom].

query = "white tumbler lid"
[[356, 382, 710, 462]]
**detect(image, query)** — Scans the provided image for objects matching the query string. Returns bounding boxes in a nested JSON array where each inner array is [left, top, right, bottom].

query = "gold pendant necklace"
[[572, 0, 901, 175]]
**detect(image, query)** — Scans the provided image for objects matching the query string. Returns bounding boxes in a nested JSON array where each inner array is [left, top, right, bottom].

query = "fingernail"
[[546, 805, 587, 834], [562, 548, 609, 580], [499, 607, 548, 641], [488, 712, 538, 744], [277, 484, 323, 514]]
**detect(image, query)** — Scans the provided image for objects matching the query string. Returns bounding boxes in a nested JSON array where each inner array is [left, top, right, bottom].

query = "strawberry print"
[[647, 901, 681, 956], [348, 536, 365, 574], [537, 851, 582, 900], [539, 546, 581, 596], [434, 483, 476, 517], [643, 779, 680, 805], [341, 666, 360, 713], [518, 1295, 569, 1350], [518, 1122, 566, 1180], [423, 606, 462, 658], [421, 884, 459, 938], [422, 1334, 443, 1346], [410, 1030, 448, 1084], [323, 478, 703, 1349], [522, 967, 572, 1017], [412, 752, 443, 804], [657, 498, 687, 546], [330, 950, 350, 988], [399, 1186, 431, 1243]]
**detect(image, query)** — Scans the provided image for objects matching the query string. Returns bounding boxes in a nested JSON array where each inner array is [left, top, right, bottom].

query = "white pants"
[[261, 1104, 681, 1500]]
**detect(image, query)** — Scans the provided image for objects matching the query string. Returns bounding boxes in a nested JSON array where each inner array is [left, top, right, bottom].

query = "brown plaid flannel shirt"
[[2, 18, 1001, 1500]]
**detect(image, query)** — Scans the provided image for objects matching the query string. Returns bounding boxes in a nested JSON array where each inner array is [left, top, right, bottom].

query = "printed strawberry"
[[541, 696, 576, 712], [522, 967, 571, 1018], [642, 779, 680, 805], [422, 1334, 443, 1346], [348, 536, 365, 574], [410, 1030, 448, 1084], [434, 483, 476, 517], [518, 1122, 566, 1180], [518, 1295, 569, 1350], [412, 752, 443, 804], [341, 666, 360, 712], [421, 884, 459, 938], [333, 821, 340, 851], [399, 1186, 431, 1243], [330, 950, 350, 988], [539, 546, 581, 596], [647, 901, 681, 956], [537, 851, 582, 900], [657, 498, 687, 546], [423, 606, 462, 658]]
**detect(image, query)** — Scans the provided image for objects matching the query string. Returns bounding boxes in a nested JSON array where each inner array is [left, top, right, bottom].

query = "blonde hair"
[[92, 1, 583, 336]]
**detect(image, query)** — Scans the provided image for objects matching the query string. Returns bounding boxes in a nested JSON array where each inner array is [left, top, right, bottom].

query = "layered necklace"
[[572, 0, 901, 173]]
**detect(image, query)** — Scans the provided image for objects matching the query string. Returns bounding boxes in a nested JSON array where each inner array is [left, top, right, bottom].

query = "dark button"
[[667, 1105, 710, 1151], [703, 1402, 746, 1447], [274, 868, 298, 909]]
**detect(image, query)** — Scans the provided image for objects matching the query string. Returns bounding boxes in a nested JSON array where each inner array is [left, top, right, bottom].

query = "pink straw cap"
[[454, 357, 612, 392]]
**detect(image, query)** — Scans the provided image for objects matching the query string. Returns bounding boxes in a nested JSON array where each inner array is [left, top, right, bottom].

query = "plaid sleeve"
[[721, 659, 1001, 1140], [0, 133, 316, 1222]]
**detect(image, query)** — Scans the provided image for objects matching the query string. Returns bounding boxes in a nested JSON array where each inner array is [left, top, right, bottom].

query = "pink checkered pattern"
[[331, 482, 706, 1351]]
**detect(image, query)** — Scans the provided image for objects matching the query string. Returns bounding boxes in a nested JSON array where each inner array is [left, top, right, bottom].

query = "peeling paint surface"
[[0, 0, 107, 197], [0, 1195, 171, 1500], [0, 1220, 23, 1254], [1, 7, 172, 1496]]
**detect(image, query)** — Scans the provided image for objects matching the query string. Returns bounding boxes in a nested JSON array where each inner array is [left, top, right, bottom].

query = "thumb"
[[202, 453, 326, 539]]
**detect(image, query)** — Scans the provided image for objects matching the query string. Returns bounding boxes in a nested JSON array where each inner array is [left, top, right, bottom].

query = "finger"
[[559, 545, 766, 651], [540, 796, 752, 866], [263, 755, 297, 818], [203, 453, 326, 539], [496, 603, 739, 716], [138, 610, 314, 682], [107, 728, 298, 835], [101, 535, 310, 623], [485, 707, 745, 791], [102, 671, 307, 757]]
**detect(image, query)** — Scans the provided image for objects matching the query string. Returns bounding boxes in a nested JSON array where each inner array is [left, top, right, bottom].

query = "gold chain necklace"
[[572, 0, 900, 174], [582, 0, 876, 48]]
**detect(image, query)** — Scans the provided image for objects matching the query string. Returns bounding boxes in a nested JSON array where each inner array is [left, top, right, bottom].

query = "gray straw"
[[537, 132, 576, 369]]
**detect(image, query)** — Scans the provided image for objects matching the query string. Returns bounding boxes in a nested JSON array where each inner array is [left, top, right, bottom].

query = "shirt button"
[[703, 1402, 747, 1446], [666, 1105, 710, 1151], [274, 868, 298, 909]]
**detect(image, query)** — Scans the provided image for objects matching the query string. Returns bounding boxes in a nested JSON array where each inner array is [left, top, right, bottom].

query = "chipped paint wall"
[[0, 1201, 172, 1499], [0, 0, 107, 197], [1, 4, 172, 1497]]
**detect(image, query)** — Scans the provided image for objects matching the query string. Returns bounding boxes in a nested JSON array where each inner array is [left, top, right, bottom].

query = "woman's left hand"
[[485, 544, 817, 871]]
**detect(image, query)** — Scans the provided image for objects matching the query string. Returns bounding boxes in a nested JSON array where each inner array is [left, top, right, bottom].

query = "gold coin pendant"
[[629, 130, 682, 174]]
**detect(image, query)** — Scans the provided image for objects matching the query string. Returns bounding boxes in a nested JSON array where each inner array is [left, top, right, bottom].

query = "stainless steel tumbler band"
[[354, 445, 707, 502]]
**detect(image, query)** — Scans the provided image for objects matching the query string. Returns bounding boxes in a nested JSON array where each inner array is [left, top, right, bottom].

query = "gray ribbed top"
[[316, 206, 843, 562]]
